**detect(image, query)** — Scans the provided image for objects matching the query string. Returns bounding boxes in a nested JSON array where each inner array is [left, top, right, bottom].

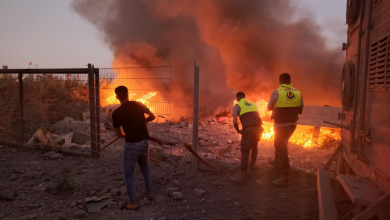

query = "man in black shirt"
[[112, 86, 155, 211]]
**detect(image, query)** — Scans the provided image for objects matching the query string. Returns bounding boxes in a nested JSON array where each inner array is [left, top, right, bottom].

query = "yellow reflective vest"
[[273, 84, 302, 123], [236, 98, 262, 128], [276, 84, 302, 108], [237, 98, 258, 116]]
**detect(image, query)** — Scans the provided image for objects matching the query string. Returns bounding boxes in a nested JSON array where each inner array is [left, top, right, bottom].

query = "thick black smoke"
[[72, 0, 344, 118]]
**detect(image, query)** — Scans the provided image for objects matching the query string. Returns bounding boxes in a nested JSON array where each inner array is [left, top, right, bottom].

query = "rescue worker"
[[230, 92, 263, 184], [267, 73, 304, 186]]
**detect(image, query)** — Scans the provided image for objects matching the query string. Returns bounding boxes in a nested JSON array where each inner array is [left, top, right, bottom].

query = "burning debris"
[[106, 91, 157, 109]]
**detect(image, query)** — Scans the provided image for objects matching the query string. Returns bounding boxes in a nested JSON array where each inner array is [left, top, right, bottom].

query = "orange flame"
[[106, 93, 136, 105], [235, 99, 340, 148], [106, 91, 157, 112]]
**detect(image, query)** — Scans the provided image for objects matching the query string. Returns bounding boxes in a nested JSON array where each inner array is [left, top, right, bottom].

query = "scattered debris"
[[27, 127, 55, 148], [73, 131, 90, 145], [86, 198, 113, 213], [85, 194, 113, 203], [172, 192, 183, 199], [166, 187, 180, 195], [194, 188, 206, 196], [173, 180, 181, 186]]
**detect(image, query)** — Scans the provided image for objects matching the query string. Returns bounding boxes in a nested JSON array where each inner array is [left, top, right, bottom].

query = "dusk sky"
[[0, 0, 347, 69]]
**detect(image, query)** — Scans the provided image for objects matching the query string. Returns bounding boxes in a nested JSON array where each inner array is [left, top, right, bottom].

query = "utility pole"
[[192, 61, 200, 170]]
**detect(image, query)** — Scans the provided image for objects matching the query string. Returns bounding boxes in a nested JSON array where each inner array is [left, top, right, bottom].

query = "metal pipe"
[[94, 66, 101, 157], [18, 73, 24, 146], [350, 0, 367, 154], [0, 68, 97, 74], [323, 120, 351, 130], [88, 64, 98, 158], [192, 61, 200, 170], [358, 0, 374, 157]]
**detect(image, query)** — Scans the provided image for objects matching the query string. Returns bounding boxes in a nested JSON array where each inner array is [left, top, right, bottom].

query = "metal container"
[[342, 0, 390, 191]]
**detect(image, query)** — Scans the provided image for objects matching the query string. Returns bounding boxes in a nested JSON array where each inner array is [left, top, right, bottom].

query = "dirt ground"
[[0, 145, 167, 220], [0, 117, 341, 220]]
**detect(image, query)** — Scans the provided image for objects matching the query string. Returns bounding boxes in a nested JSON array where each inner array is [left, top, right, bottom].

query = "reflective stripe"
[[237, 98, 258, 116], [276, 84, 302, 108]]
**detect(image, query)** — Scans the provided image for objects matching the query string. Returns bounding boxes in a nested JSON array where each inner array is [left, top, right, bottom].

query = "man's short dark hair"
[[115, 86, 128, 101], [279, 73, 291, 84], [236, 92, 245, 100]]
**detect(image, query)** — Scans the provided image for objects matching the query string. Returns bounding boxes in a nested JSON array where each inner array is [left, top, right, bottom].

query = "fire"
[[233, 99, 341, 148], [136, 92, 156, 104], [106, 93, 136, 105], [106, 91, 157, 112], [261, 126, 274, 140]]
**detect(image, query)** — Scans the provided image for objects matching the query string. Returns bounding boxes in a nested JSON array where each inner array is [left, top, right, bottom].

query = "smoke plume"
[[72, 0, 344, 118]]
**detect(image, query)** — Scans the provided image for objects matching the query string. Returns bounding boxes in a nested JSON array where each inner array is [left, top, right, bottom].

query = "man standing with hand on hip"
[[112, 86, 155, 211], [267, 73, 304, 186], [230, 92, 263, 184]]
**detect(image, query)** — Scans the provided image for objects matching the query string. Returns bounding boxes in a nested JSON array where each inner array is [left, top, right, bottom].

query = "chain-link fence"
[[1, 66, 345, 219], [90, 66, 175, 205], [0, 68, 96, 156], [0, 66, 172, 160]]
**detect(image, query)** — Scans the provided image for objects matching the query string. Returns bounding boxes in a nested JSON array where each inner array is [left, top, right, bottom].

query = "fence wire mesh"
[[0, 72, 92, 155], [0, 73, 22, 145], [162, 160, 347, 220], [92, 66, 174, 197], [0, 67, 345, 219]]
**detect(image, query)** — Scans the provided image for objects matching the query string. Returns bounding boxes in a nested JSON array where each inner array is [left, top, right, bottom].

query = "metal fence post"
[[192, 62, 200, 170], [88, 64, 97, 158], [18, 73, 23, 146], [94, 66, 101, 157]]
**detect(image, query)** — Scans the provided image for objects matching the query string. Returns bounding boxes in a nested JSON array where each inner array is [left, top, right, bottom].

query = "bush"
[[0, 74, 89, 143]]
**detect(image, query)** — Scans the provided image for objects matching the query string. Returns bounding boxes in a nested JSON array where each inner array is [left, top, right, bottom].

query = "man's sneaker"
[[271, 175, 289, 186], [229, 171, 248, 184]]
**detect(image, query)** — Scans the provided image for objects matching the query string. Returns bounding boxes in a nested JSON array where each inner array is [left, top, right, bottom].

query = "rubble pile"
[[163, 115, 340, 175]]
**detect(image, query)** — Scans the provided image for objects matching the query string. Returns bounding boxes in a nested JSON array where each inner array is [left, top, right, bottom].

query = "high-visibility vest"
[[236, 98, 262, 128], [237, 98, 258, 116], [274, 84, 302, 123]]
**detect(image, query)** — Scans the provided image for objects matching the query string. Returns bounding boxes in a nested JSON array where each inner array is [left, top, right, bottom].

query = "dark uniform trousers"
[[240, 125, 263, 171], [274, 125, 297, 175]]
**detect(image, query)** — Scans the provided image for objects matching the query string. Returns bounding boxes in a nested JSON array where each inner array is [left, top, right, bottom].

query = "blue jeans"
[[123, 139, 152, 203]]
